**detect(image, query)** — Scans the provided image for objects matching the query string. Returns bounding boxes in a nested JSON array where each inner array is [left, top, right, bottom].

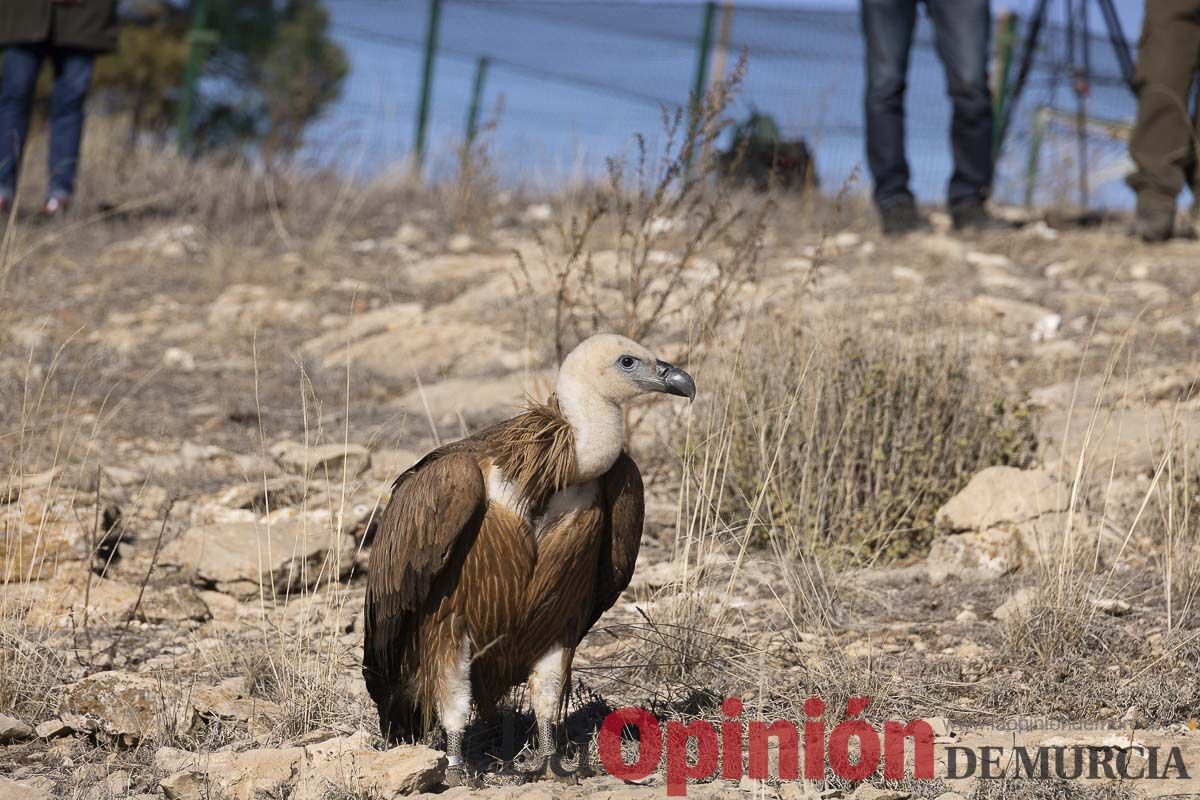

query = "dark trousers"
[[1126, 0, 1200, 212], [861, 0, 994, 210], [0, 44, 96, 200]]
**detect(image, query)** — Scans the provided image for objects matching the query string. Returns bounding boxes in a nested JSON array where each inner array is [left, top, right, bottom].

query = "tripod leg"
[[1096, 0, 1136, 93], [996, 0, 1050, 156]]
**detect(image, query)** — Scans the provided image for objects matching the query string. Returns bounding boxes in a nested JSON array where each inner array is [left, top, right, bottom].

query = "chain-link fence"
[[291, 0, 1142, 207]]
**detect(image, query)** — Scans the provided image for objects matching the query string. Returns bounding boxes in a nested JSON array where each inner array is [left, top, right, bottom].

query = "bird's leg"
[[438, 636, 475, 787], [526, 645, 578, 783]]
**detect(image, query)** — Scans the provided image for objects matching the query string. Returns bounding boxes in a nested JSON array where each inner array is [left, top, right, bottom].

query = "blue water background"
[[305, 0, 1150, 208]]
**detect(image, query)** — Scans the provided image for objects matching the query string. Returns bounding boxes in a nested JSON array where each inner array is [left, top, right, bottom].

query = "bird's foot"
[[444, 765, 483, 788], [526, 755, 586, 784]]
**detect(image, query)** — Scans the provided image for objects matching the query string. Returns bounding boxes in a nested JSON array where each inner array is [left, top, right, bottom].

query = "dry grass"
[[1151, 435, 1200, 630], [514, 58, 769, 369], [703, 320, 1037, 564]]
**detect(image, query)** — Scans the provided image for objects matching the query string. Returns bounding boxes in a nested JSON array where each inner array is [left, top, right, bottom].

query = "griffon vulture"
[[363, 333, 696, 782]]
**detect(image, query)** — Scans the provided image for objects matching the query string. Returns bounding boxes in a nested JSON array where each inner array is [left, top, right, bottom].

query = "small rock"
[[105, 770, 132, 796], [1027, 220, 1059, 240], [993, 587, 1037, 623], [890, 265, 925, 285], [0, 713, 33, 742], [954, 608, 979, 623], [852, 788, 910, 800], [0, 777, 53, 800], [966, 251, 1014, 270], [162, 347, 195, 371], [393, 222, 427, 246], [34, 719, 70, 739], [159, 519, 356, 598], [832, 231, 862, 250], [447, 232, 475, 253], [138, 584, 211, 623], [1093, 597, 1132, 616], [270, 441, 371, 480], [1031, 312, 1062, 342], [216, 475, 307, 511], [159, 770, 206, 800]]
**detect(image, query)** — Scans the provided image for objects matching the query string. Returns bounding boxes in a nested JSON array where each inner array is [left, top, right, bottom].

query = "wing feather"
[[362, 452, 486, 735], [584, 452, 645, 635]]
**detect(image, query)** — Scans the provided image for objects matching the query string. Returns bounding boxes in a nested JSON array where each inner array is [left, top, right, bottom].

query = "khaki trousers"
[[1127, 0, 1200, 210]]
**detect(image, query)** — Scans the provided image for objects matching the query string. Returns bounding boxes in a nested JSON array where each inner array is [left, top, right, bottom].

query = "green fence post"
[[992, 11, 1019, 159], [465, 56, 490, 147], [414, 0, 442, 175], [685, 1, 717, 173], [1025, 106, 1048, 209], [176, 0, 209, 154]]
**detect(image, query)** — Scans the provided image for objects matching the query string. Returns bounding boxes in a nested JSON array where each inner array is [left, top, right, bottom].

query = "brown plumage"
[[362, 400, 643, 738], [360, 333, 695, 774]]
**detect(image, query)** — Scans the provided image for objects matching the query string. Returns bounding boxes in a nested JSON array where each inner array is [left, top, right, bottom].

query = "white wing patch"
[[487, 464, 529, 521]]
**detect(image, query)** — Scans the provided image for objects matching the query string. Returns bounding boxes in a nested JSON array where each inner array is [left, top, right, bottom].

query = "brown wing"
[[583, 452, 645, 635], [362, 451, 486, 739]]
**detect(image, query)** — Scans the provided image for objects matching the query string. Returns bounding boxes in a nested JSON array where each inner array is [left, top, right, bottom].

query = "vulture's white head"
[[555, 333, 696, 481]]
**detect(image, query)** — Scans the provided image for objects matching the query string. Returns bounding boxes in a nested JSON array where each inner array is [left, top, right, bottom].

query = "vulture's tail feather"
[[363, 663, 425, 744]]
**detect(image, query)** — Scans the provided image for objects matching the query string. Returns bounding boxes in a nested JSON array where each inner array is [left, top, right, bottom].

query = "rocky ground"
[[0, 170, 1198, 800]]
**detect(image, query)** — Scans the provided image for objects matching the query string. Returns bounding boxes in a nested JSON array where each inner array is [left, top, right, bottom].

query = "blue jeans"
[[0, 45, 96, 200], [861, 0, 994, 210]]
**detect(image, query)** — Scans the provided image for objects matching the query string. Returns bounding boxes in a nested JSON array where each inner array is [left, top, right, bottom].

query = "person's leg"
[[0, 46, 46, 203], [862, 0, 919, 211], [926, 0, 994, 214], [46, 48, 96, 204], [1126, 0, 1200, 239]]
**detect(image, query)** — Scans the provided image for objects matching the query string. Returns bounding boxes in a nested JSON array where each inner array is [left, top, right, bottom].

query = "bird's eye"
[[618, 356, 637, 371]]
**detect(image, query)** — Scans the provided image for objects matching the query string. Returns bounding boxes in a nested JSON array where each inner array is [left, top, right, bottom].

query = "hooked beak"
[[655, 360, 696, 400]]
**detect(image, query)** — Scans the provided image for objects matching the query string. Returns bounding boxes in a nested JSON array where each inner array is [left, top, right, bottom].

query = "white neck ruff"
[[556, 375, 625, 482]]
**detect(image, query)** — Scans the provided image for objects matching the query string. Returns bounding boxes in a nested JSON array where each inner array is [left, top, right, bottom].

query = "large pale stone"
[[0, 778, 52, 800], [159, 520, 355, 598], [325, 322, 533, 388], [156, 734, 444, 800], [60, 671, 197, 744], [216, 475, 307, 512], [300, 302, 424, 362], [404, 253, 514, 296], [138, 584, 211, 623], [392, 370, 553, 428], [0, 713, 33, 743], [5, 568, 142, 627], [0, 494, 92, 583], [270, 442, 371, 480], [929, 468, 1078, 584], [928, 516, 1093, 584], [182, 678, 281, 740], [935, 467, 1069, 533]]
